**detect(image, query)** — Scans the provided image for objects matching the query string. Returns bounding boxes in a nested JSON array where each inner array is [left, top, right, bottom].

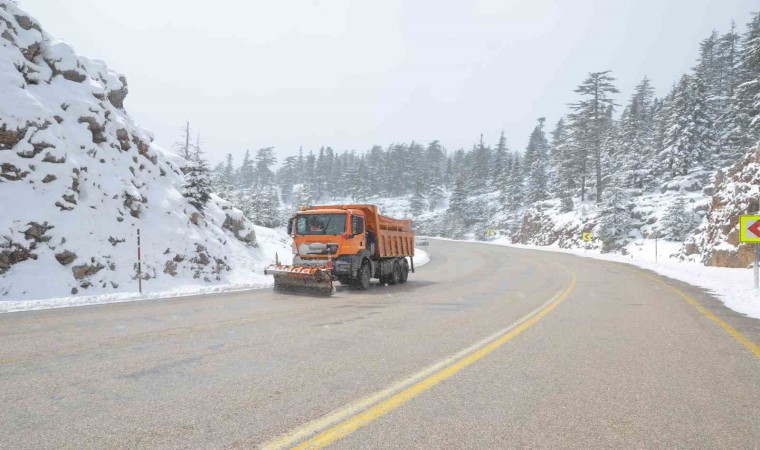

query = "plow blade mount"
[[265, 264, 335, 296]]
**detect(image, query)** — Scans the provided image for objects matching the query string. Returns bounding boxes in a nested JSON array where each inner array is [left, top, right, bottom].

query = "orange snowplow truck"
[[265, 204, 415, 295]]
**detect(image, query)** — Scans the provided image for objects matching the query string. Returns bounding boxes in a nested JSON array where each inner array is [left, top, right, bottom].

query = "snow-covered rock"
[[0, 1, 281, 300]]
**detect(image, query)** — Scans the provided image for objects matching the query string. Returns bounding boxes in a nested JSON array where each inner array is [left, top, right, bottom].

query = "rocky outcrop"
[[222, 210, 257, 244], [55, 250, 76, 265], [513, 208, 560, 246], [684, 144, 760, 267]]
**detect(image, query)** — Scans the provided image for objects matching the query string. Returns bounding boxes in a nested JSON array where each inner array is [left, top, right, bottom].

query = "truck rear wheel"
[[399, 259, 409, 283], [387, 260, 401, 285], [354, 261, 371, 290]]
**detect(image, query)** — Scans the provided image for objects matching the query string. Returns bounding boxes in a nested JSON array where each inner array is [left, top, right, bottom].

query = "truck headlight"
[[327, 243, 338, 254]]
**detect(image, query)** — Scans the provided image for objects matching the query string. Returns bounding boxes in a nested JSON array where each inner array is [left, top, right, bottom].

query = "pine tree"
[[660, 196, 697, 240], [254, 147, 276, 186], [491, 131, 508, 186], [503, 153, 523, 211], [409, 183, 427, 217], [549, 118, 576, 211], [237, 150, 255, 188], [567, 71, 619, 202], [525, 118, 549, 204], [445, 177, 468, 238], [239, 183, 281, 227], [183, 156, 212, 211], [663, 74, 715, 176], [222, 153, 235, 187], [468, 135, 491, 194], [427, 181, 445, 211], [618, 77, 655, 190], [719, 13, 760, 161], [597, 183, 630, 252]]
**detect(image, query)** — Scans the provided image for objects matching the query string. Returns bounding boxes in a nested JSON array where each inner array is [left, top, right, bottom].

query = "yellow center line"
[[632, 269, 760, 359], [262, 273, 577, 450]]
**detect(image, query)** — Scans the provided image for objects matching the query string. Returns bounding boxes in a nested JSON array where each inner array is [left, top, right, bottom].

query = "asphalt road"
[[1, 239, 759, 449]]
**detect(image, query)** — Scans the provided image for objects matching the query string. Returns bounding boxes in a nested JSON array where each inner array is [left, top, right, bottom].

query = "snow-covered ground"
[[474, 237, 760, 321], [0, 245, 431, 313]]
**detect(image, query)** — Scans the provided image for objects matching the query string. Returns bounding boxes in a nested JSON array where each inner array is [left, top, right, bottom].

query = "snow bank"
[[413, 248, 430, 267]]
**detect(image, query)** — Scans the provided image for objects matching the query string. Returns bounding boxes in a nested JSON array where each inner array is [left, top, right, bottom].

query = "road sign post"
[[137, 228, 143, 294], [654, 230, 658, 263], [739, 215, 760, 291], [756, 244, 759, 290]]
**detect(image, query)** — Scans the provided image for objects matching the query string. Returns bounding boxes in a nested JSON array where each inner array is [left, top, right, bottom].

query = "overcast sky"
[[20, 0, 757, 166]]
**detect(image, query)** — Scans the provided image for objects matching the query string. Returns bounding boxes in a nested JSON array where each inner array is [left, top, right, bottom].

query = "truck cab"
[[288, 208, 371, 280]]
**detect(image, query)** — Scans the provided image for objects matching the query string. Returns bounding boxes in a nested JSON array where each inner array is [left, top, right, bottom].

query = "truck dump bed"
[[309, 204, 414, 258], [376, 213, 414, 258]]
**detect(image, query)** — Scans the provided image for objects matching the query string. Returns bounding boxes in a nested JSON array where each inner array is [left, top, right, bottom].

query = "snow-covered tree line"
[[186, 12, 759, 241]]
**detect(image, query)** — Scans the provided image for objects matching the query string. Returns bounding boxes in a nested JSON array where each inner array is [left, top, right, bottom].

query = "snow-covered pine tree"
[[222, 153, 235, 187], [356, 156, 372, 200], [548, 118, 575, 211], [717, 21, 741, 109], [290, 184, 313, 212], [525, 118, 549, 204], [467, 135, 492, 194], [303, 151, 317, 199], [427, 181, 445, 211], [618, 77, 655, 190], [567, 71, 619, 202], [237, 150, 255, 189], [718, 13, 760, 162], [277, 155, 299, 202], [660, 196, 697, 241], [663, 74, 715, 176], [253, 147, 276, 186], [240, 183, 281, 227], [597, 182, 630, 252], [183, 156, 212, 211], [738, 13, 760, 140], [210, 161, 232, 200], [409, 183, 427, 217], [491, 131, 508, 187], [503, 152, 523, 212], [445, 177, 468, 238]]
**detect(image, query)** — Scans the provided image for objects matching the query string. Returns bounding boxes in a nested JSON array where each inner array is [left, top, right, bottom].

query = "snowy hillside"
[[0, 1, 288, 301]]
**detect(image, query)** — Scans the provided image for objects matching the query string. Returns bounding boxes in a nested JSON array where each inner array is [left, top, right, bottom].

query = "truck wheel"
[[388, 260, 401, 285], [399, 259, 409, 283], [354, 261, 371, 290]]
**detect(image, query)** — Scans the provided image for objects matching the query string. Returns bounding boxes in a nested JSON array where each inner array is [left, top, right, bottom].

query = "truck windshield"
[[296, 214, 346, 235]]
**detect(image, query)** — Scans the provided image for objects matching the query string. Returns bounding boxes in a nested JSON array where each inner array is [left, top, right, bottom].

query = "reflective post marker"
[[137, 228, 143, 294]]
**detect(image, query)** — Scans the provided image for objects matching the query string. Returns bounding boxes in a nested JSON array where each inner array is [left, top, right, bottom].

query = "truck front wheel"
[[354, 261, 371, 290]]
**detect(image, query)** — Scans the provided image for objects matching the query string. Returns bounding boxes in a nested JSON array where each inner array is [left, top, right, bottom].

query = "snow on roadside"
[[413, 248, 430, 268], [0, 225, 291, 313], [473, 237, 759, 320]]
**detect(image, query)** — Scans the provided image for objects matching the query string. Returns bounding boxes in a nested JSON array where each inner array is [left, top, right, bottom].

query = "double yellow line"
[[262, 273, 577, 450]]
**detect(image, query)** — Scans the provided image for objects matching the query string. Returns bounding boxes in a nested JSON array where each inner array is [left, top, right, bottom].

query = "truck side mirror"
[[287, 216, 294, 236]]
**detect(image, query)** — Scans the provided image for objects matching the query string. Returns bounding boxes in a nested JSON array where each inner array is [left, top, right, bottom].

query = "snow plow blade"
[[265, 264, 335, 296]]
